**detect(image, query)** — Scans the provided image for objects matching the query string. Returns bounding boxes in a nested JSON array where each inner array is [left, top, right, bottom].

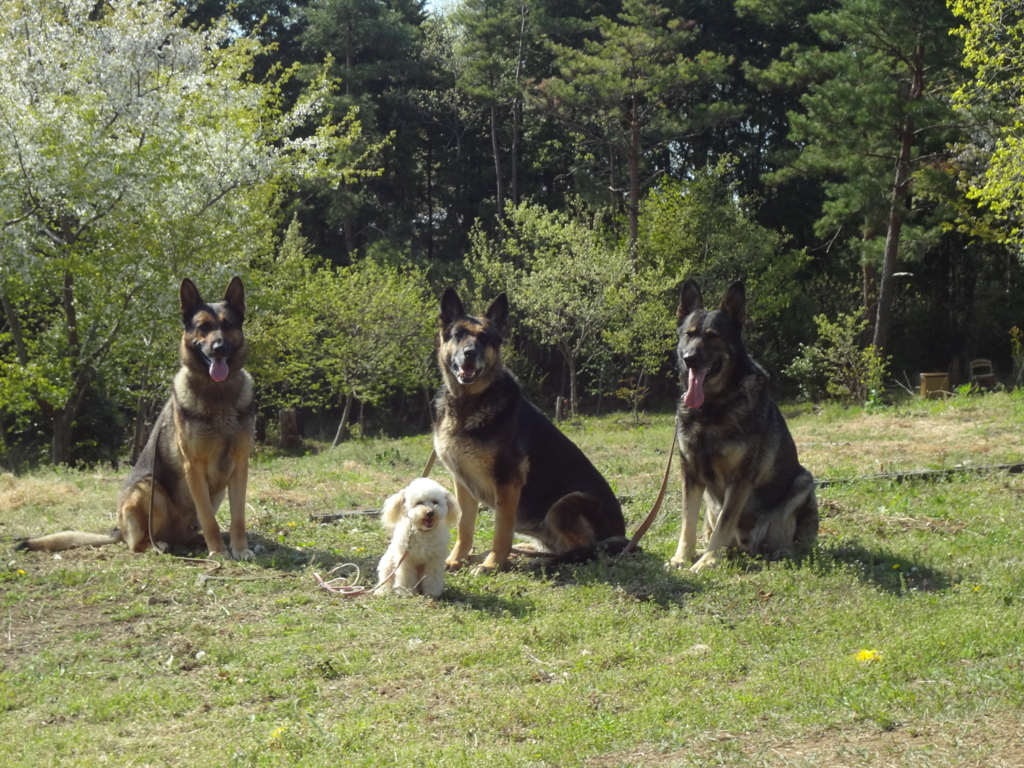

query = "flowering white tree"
[[0, 0, 373, 465]]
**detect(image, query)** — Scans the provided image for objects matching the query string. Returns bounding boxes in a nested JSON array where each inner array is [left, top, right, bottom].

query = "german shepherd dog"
[[434, 288, 627, 574], [16, 277, 256, 560], [666, 279, 818, 573]]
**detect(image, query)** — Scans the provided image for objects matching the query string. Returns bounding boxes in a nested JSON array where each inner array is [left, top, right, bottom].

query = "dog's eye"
[[197, 321, 213, 334], [704, 329, 718, 340], [220, 320, 232, 331]]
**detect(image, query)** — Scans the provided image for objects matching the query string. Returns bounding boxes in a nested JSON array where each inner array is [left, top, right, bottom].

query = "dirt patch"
[[588, 713, 1024, 767]]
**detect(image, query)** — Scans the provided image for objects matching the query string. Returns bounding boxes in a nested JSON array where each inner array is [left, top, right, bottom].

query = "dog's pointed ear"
[[381, 491, 406, 529], [439, 288, 465, 330], [180, 278, 203, 323], [719, 280, 746, 326], [223, 276, 246, 319], [444, 491, 462, 529], [485, 292, 509, 337], [676, 279, 703, 325]]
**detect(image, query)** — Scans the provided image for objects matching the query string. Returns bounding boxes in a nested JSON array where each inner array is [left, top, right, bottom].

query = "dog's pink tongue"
[[684, 368, 706, 409], [209, 358, 229, 382]]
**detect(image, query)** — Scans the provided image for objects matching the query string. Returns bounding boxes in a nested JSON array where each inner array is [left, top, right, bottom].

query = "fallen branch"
[[816, 463, 1024, 488], [310, 509, 379, 523]]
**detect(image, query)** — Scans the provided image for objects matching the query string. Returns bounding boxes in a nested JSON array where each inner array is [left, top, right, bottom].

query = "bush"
[[786, 313, 889, 404]]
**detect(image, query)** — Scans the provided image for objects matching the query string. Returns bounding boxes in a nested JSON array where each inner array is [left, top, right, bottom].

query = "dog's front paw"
[[470, 552, 506, 575], [231, 548, 255, 561], [206, 550, 229, 561], [445, 558, 464, 572], [664, 558, 687, 571], [690, 552, 719, 573]]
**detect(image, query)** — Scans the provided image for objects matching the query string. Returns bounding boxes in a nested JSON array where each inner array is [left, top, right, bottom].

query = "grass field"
[[2, 392, 1024, 766]]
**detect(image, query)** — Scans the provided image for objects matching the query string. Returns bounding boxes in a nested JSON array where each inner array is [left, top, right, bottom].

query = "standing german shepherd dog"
[[17, 277, 255, 560], [667, 279, 818, 574], [434, 288, 627, 574]]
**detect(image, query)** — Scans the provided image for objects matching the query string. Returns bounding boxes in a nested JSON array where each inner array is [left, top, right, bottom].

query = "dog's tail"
[[14, 529, 123, 553], [533, 535, 631, 567]]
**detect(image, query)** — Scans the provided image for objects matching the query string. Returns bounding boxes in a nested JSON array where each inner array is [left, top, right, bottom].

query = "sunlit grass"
[[2, 391, 1024, 766]]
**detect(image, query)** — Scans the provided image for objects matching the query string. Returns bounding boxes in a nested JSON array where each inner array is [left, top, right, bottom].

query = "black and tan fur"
[[434, 288, 627, 574], [16, 277, 256, 560], [667, 279, 818, 573]]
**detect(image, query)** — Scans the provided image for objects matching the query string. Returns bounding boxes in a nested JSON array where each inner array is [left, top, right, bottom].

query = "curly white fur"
[[377, 478, 461, 598]]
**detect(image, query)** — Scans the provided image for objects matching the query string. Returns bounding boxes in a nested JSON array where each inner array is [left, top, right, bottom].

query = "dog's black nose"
[[683, 352, 700, 370], [462, 346, 477, 361], [211, 337, 227, 355]]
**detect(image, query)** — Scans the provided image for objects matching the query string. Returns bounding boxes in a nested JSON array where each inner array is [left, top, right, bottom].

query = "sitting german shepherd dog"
[[667, 279, 818, 573], [434, 288, 627, 574], [17, 277, 255, 560]]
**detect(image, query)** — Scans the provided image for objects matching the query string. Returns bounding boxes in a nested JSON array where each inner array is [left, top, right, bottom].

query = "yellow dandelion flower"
[[270, 727, 286, 739], [892, 563, 900, 570], [17, 570, 25, 576], [855, 649, 880, 663]]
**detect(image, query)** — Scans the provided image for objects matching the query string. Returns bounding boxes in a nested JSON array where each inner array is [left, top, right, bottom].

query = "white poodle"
[[377, 478, 461, 598]]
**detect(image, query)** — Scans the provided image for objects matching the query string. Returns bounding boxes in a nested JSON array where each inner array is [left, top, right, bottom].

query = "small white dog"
[[377, 478, 461, 598]]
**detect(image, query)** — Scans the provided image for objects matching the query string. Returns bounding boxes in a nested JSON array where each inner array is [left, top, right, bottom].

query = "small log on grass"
[[311, 509, 381, 523], [815, 462, 1024, 488]]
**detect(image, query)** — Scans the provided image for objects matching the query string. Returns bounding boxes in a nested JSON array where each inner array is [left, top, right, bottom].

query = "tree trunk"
[[0, 292, 29, 365], [51, 407, 76, 466], [511, 1, 527, 208], [511, 98, 521, 208], [279, 408, 302, 449], [627, 100, 641, 257], [426, 140, 434, 261], [567, 354, 579, 418], [331, 392, 356, 448], [342, 182, 358, 259], [490, 105, 504, 220], [872, 131, 911, 354], [862, 262, 878, 343], [0, 415, 13, 473], [131, 397, 150, 465], [872, 45, 923, 354]]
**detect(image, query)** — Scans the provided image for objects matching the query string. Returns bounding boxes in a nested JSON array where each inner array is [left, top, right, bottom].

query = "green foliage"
[[628, 160, 805, 378], [750, 0, 962, 353], [0, 0, 373, 464], [248, 218, 436, 418], [949, 0, 1024, 249], [535, 0, 733, 245], [468, 202, 629, 416], [786, 313, 890, 404]]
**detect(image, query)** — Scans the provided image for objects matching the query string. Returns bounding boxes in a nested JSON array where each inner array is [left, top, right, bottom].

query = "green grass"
[[2, 392, 1024, 766]]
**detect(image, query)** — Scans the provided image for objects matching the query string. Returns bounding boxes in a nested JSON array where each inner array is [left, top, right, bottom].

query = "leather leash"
[[620, 429, 677, 554], [421, 447, 437, 478]]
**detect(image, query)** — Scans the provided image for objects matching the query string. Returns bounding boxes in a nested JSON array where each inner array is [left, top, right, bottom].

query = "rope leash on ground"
[[313, 551, 408, 597]]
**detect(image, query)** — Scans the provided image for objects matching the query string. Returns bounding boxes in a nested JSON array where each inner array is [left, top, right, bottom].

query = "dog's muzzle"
[[453, 346, 482, 384], [414, 508, 437, 530], [196, 337, 231, 382]]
